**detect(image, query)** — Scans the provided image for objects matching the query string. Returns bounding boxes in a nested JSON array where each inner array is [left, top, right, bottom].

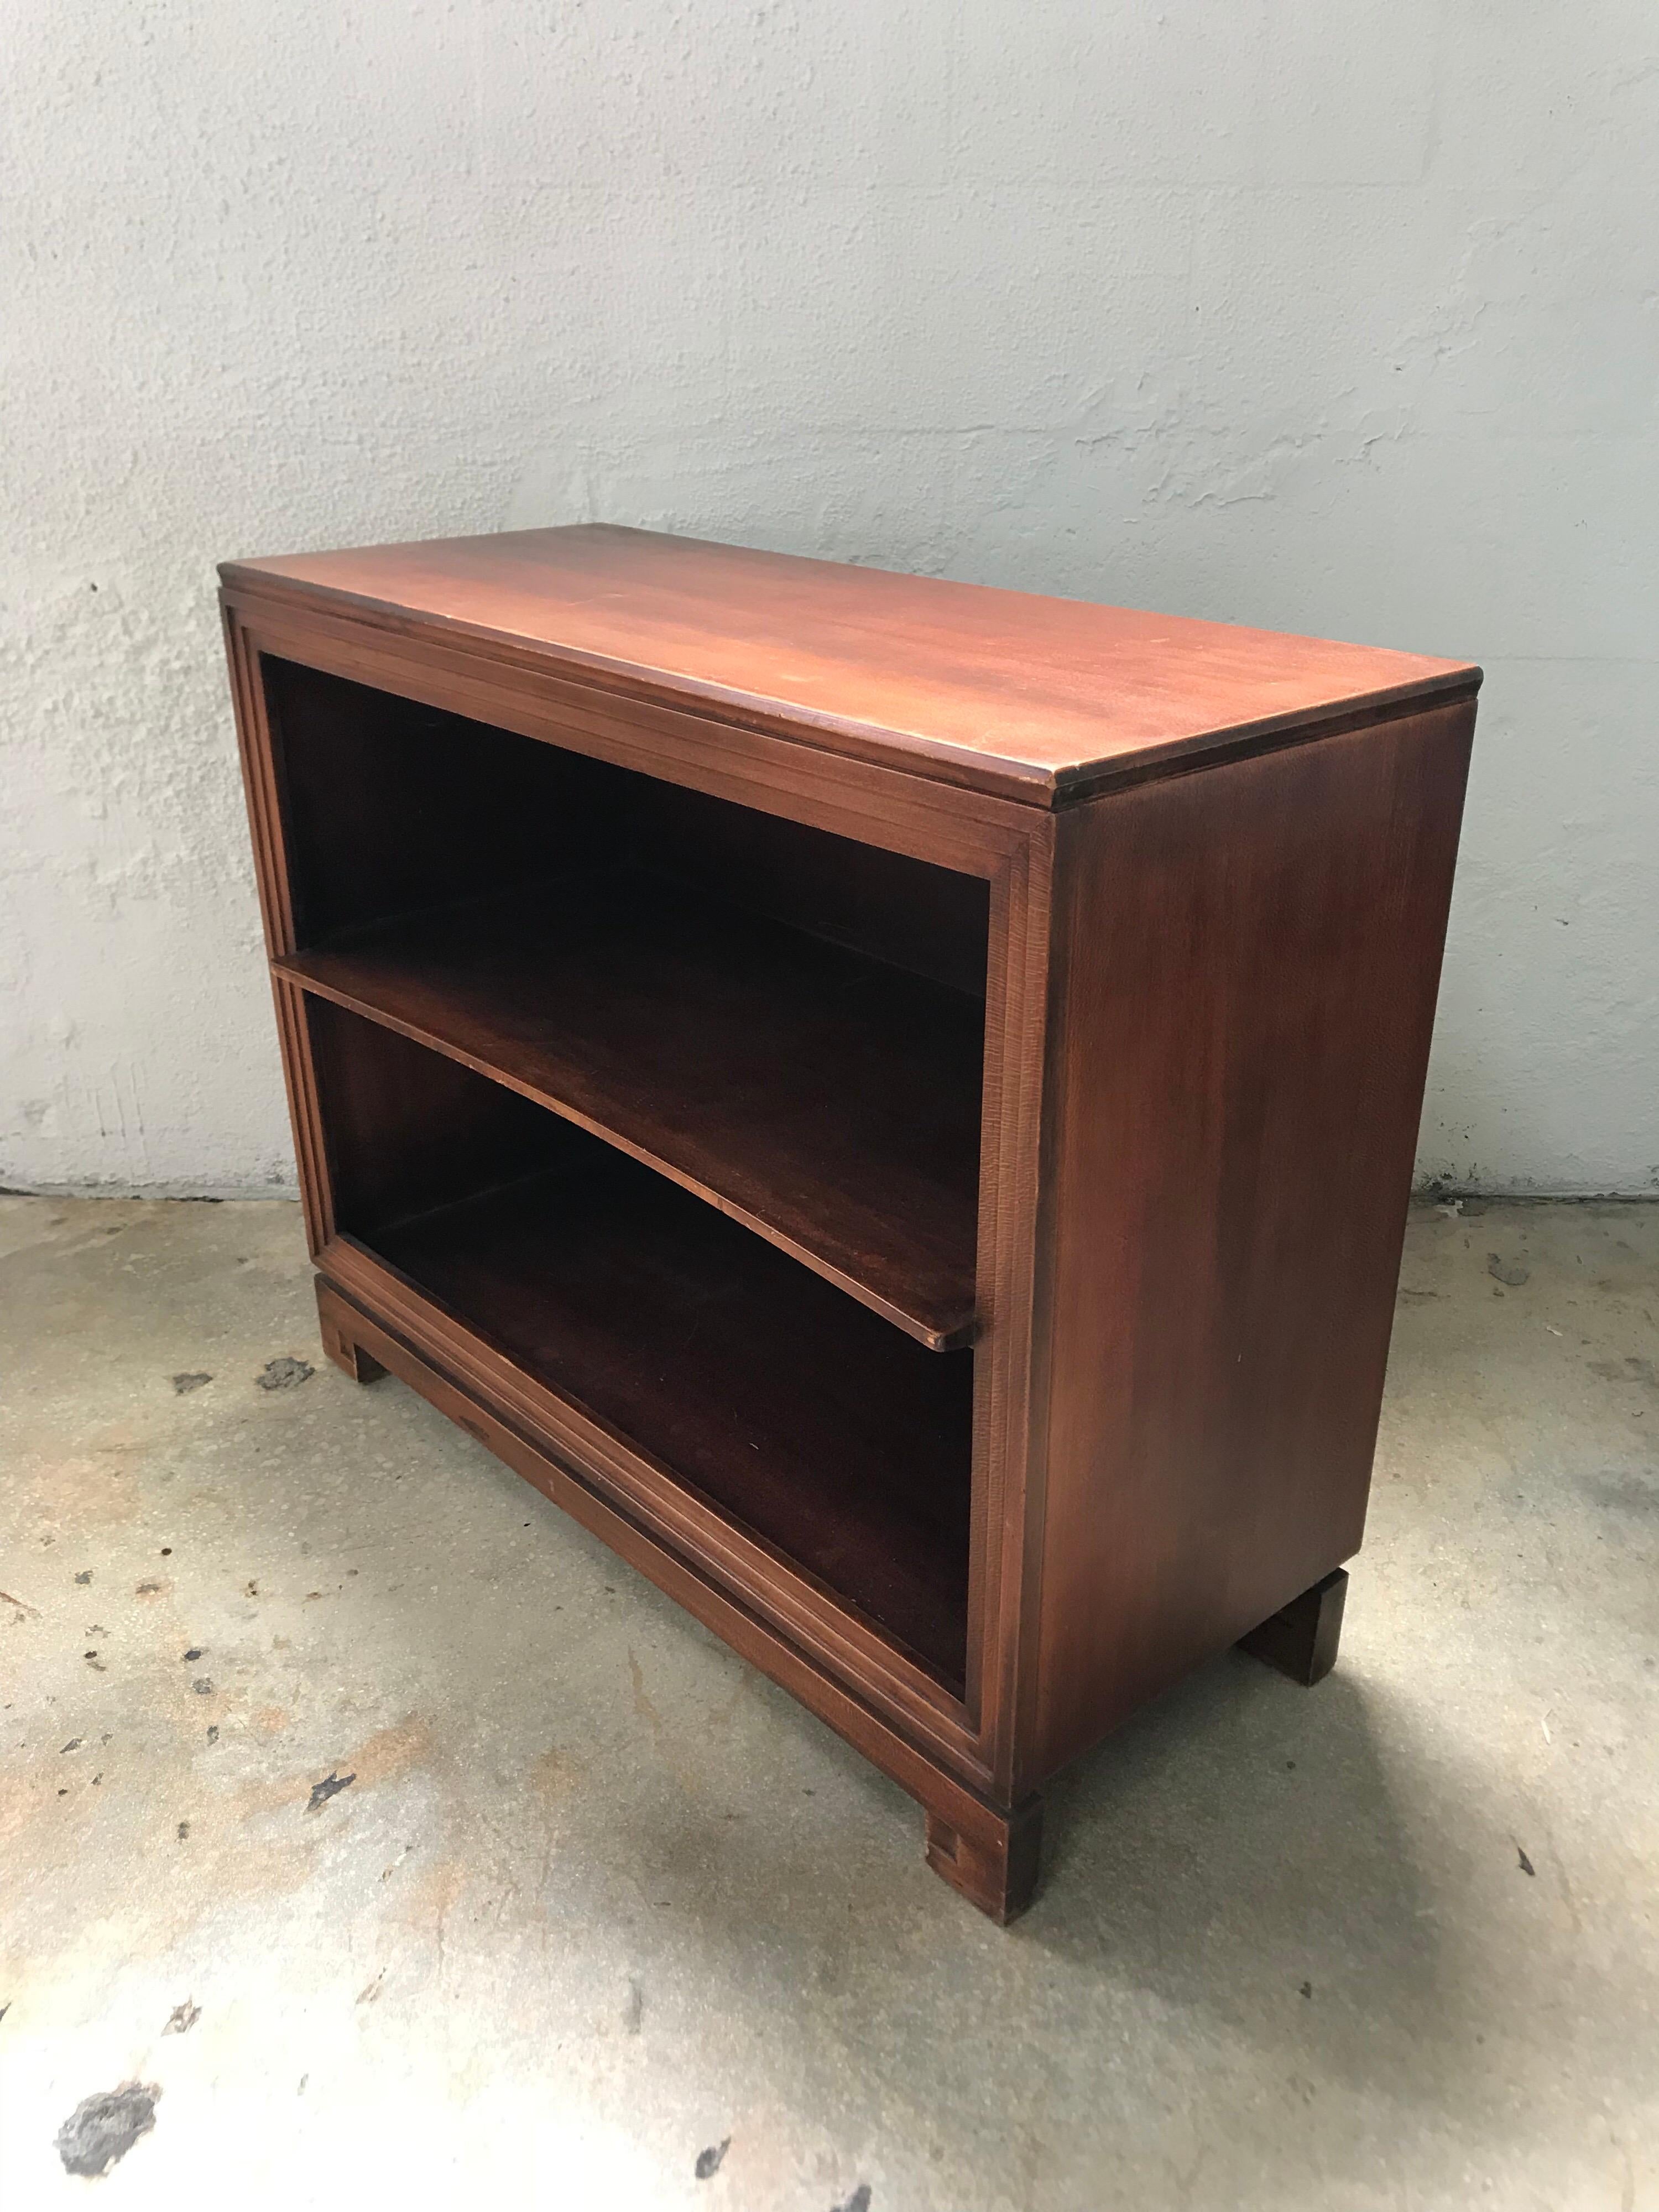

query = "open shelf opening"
[[264, 657, 989, 1349], [311, 999, 974, 1688]]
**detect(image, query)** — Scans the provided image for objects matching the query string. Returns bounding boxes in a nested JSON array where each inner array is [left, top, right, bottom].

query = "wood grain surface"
[[223, 525, 1479, 805], [1029, 698, 1475, 1781]]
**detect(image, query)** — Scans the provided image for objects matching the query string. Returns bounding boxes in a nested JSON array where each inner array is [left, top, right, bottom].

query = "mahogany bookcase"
[[220, 526, 1478, 1921]]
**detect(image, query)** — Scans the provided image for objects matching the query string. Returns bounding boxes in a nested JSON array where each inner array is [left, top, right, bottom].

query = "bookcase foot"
[[1238, 1567, 1348, 1687], [925, 1795, 1043, 1923], [317, 1287, 387, 1384]]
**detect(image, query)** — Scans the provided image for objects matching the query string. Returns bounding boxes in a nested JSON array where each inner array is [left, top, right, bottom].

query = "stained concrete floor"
[[1, 1193, 1656, 2208]]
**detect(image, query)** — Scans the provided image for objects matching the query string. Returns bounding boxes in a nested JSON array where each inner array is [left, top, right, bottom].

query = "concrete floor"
[[1, 1195, 1655, 2209]]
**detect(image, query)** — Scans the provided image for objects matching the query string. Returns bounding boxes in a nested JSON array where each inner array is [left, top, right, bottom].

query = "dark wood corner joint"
[[926, 1796, 1045, 1924]]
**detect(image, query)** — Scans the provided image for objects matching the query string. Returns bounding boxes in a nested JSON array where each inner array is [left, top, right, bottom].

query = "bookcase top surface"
[[222, 524, 1479, 806]]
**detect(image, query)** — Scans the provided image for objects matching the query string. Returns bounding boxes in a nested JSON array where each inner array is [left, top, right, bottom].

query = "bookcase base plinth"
[[317, 1287, 387, 1385], [925, 1796, 1044, 1924]]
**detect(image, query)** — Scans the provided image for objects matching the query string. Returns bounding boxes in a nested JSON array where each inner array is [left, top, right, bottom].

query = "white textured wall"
[[4, 2, 1655, 1196]]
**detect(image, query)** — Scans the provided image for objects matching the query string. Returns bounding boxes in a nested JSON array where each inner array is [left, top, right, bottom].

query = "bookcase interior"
[[267, 658, 988, 1688]]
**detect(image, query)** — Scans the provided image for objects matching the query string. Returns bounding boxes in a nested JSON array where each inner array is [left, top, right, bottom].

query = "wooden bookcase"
[[221, 526, 1478, 1919]]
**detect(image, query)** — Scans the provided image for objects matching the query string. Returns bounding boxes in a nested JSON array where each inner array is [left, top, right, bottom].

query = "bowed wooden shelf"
[[220, 525, 1479, 1920]]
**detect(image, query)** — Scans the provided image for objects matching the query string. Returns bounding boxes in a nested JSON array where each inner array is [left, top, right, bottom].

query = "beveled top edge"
[[220, 524, 1481, 808]]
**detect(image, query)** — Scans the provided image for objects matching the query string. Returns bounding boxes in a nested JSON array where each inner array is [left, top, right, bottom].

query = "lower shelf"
[[357, 1149, 975, 1686]]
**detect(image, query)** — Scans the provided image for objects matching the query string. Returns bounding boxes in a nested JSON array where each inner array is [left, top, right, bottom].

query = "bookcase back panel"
[[263, 656, 989, 997]]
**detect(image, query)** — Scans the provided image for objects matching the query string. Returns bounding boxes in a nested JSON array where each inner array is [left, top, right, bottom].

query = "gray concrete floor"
[[1, 1194, 1655, 2209]]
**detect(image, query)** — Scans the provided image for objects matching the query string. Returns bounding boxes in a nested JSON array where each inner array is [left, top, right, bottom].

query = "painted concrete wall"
[[4, 1, 1655, 1196]]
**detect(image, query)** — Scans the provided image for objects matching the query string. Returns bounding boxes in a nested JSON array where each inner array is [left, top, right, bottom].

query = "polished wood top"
[[222, 525, 1479, 806]]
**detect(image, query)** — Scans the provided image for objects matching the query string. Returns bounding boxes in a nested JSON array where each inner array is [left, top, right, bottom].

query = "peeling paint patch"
[[306, 1768, 356, 1813], [55, 2083, 159, 2177], [1589, 1355, 1658, 1394], [256, 1357, 313, 1391]]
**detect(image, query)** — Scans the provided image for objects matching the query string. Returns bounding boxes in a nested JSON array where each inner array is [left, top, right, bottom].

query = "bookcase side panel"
[[1029, 698, 1477, 1783], [222, 607, 335, 1254]]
